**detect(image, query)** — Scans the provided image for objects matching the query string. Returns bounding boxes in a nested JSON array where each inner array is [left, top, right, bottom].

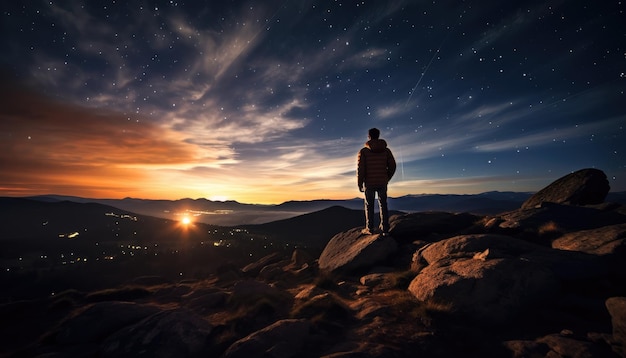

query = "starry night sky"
[[1, 1, 624, 204]]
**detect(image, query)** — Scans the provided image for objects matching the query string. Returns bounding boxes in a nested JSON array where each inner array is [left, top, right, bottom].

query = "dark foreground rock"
[[222, 319, 311, 358], [53, 302, 161, 346], [100, 308, 214, 358], [606, 297, 626, 357]]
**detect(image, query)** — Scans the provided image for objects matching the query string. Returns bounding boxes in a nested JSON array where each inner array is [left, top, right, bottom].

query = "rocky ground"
[[2, 168, 626, 357]]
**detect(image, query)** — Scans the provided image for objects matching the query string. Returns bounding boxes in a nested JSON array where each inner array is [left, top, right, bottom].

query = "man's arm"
[[387, 149, 397, 181], [357, 149, 366, 191]]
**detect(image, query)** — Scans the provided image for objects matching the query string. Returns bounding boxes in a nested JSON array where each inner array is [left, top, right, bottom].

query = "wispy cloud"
[[340, 48, 389, 70], [391, 173, 549, 194], [474, 115, 625, 152], [375, 102, 410, 119]]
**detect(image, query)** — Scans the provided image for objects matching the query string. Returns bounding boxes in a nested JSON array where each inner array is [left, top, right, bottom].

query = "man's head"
[[368, 127, 380, 140]]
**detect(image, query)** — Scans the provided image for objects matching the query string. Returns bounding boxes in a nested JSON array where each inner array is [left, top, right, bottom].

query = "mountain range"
[[20, 191, 626, 226], [10, 192, 510, 224]]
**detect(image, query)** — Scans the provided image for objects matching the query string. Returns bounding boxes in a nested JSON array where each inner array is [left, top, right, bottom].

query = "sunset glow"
[[0, 2, 624, 204]]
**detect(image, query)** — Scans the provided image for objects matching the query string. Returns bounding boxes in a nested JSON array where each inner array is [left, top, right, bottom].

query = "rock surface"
[[408, 234, 560, 323], [552, 223, 626, 256], [318, 228, 397, 273]]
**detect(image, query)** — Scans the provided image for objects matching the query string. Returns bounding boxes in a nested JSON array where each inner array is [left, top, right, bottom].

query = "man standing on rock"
[[357, 128, 397, 235]]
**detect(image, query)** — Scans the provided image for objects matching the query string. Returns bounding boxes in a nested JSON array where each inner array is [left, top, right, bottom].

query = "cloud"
[[340, 48, 389, 70], [180, 17, 265, 82], [391, 173, 547, 194], [169, 98, 309, 146], [375, 102, 410, 119], [474, 115, 626, 152], [135, 135, 362, 203]]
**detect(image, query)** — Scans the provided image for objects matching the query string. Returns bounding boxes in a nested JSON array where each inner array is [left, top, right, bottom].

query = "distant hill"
[[25, 195, 296, 226], [241, 206, 364, 250], [241, 206, 409, 251]]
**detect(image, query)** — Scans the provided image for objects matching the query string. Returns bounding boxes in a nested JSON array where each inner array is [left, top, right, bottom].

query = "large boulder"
[[412, 233, 605, 281], [318, 228, 397, 274], [521, 168, 610, 209], [408, 235, 572, 323]]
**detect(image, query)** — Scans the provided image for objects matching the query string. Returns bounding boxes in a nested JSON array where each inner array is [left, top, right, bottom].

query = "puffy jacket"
[[357, 138, 396, 189]]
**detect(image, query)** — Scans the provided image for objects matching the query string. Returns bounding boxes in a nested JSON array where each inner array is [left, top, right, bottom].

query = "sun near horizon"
[[0, 167, 626, 205]]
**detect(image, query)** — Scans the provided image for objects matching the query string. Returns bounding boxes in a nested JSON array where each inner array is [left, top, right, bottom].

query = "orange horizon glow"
[[0, 84, 364, 204], [0, 82, 578, 204]]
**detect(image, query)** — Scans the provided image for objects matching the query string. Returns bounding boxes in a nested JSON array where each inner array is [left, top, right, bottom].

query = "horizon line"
[[2, 190, 555, 205]]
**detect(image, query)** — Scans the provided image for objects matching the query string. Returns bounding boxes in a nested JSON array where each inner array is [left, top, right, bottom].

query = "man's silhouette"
[[357, 128, 396, 235]]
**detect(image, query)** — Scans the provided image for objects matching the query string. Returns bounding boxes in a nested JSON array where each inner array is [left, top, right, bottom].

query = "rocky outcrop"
[[484, 169, 624, 242], [408, 234, 560, 323], [521, 168, 610, 209], [318, 228, 397, 274]]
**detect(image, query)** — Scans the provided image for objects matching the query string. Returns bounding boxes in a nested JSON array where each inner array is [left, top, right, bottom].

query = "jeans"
[[364, 186, 389, 233]]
